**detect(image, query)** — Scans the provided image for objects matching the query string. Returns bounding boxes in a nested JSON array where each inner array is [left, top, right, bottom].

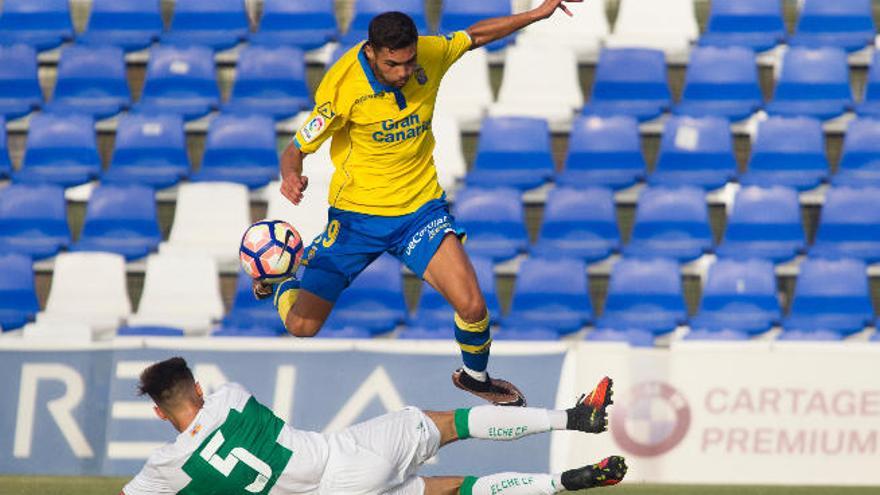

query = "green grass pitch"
[[0, 477, 877, 495]]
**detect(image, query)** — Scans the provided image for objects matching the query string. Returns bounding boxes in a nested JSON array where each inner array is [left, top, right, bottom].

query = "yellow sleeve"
[[422, 31, 473, 76], [292, 71, 350, 154]]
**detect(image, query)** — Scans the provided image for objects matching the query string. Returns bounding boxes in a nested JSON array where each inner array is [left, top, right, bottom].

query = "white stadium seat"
[[489, 45, 583, 128], [23, 322, 94, 342], [431, 112, 467, 190], [159, 182, 251, 268], [127, 253, 224, 335], [604, 0, 698, 57], [518, 0, 609, 62], [267, 157, 332, 249], [435, 47, 494, 128], [35, 252, 130, 338]]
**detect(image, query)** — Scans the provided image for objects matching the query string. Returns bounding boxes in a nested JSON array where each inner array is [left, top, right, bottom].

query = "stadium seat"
[[765, 47, 852, 121], [410, 255, 500, 333], [45, 45, 129, 118], [596, 257, 687, 336], [128, 253, 224, 335], [532, 186, 619, 262], [699, 0, 786, 52], [432, 113, 467, 190], [683, 328, 750, 341], [467, 117, 555, 190], [0, 184, 69, 260], [453, 187, 528, 262], [435, 48, 493, 127], [689, 258, 780, 335], [811, 187, 880, 262], [0, 116, 10, 179], [159, 182, 251, 265], [251, 0, 338, 50], [716, 186, 804, 262], [323, 254, 407, 336], [585, 327, 655, 347], [777, 329, 844, 341], [212, 326, 285, 337], [102, 113, 190, 189], [604, 0, 698, 56], [327, 43, 360, 68], [518, 0, 608, 60], [834, 117, 880, 186], [674, 46, 763, 121], [782, 257, 873, 337], [649, 116, 737, 189], [440, 0, 512, 51], [71, 185, 161, 261], [493, 326, 561, 341], [266, 163, 332, 250], [343, 0, 429, 44], [738, 116, 828, 190], [789, 0, 875, 52], [136, 45, 220, 120], [557, 115, 645, 189], [14, 113, 101, 187], [220, 271, 286, 334], [224, 45, 311, 119], [0, 44, 42, 118], [0, 0, 73, 51], [488, 46, 583, 126], [583, 48, 670, 121], [78, 0, 163, 52], [22, 321, 93, 342], [36, 252, 131, 336], [624, 186, 713, 262], [504, 257, 591, 336], [0, 253, 39, 331], [190, 114, 278, 189], [871, 332, 880, 343], [116, 325, 185, 337], [856, 52, 880, 118], [162, 0, 249, 51]]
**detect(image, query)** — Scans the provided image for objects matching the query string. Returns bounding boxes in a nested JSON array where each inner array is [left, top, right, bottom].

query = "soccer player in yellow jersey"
[[268, 0, 583, 406]]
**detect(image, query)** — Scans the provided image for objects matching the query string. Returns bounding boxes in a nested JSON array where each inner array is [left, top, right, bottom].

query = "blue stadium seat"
[[596, 257, 687, 336], [467, 117, 554, 190], [328, 43, 360, 67], [699, 0, 786, 52], [323, 254, 407, 335], [789, 0, 875, 52], [220, 271, 287, 334], [0, 184, 70, 259], [251, 0, 338, 50], [583, 48, 670, 122], [674, 46, 763, 121], [224, 46, 311, 119], [683, 328, 750, 341], [777, 329, 844, 341], [765, 47, 852, 120], [71, 185, 161, 260], [504, 257, 591, 336], [190, 114, 278, 188], [557, 115, 645, 189], [78, 0, 163, 52], [117, 325, 185, 337], [453, 187, 528, 262], [856, 52, 880, 118], [494, 327, 561, 341], [738, 116, 828, 190], [532, 186, 618, 262], [0, 116, 10, 179], [871, 332, 880, 342], [46, 45, 129, 118], [716, 186, 804, 262], [343, 0, 429, 44], [689, 258, 780, 335], [411, 255, 500, 330], [314, 326, 372, 339], [0, 253, 39, 331], [162, 0, 249, 51], [649, 116, 737, 189], [103, 113, 190, 189], [14, 113, 101, 187], [440, 0, 512, 51], [212, 326, 285, 337], [833, 117, 880, 186], [0, 44, 41, 118], [783, 257, 873, 337], [811, 187, 880, 262], [625, 186, 713, 261], [136, 45, 220, 119], [585, 327, 655, 347], [0, 0, 73, 51]]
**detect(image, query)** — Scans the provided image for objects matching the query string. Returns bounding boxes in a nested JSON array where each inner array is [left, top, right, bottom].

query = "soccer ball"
[[239, 220, 304, 283]]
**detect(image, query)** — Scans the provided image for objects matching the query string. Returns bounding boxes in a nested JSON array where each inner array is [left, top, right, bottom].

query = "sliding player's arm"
[[466, 0, 582, 49]]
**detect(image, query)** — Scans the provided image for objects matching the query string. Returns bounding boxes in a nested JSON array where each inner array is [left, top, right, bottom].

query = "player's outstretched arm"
[[466, 0, 582, 49], [280, 141, 309, 206]]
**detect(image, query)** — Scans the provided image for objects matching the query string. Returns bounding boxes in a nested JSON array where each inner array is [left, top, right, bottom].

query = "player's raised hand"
[[280, 173, 309, 206], [537, 0, 583, 18]]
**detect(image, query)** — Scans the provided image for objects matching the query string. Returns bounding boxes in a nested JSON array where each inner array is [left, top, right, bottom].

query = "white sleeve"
[[123, 458, 175, 495]]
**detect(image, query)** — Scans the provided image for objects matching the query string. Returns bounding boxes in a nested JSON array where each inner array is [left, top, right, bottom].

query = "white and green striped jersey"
[[123, 383, 329, 495]]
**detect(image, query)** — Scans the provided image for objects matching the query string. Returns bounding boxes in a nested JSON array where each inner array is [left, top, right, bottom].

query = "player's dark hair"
[[137, 357, 196, 408], [368, 11, 419, 51]]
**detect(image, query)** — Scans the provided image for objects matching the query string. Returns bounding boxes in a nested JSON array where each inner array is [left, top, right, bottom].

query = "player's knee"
[[285, 315, 323, 338], [456, 299, 488, 324]]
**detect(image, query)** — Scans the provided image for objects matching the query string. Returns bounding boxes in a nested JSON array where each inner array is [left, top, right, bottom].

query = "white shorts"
[[318, 407, 441, 495]]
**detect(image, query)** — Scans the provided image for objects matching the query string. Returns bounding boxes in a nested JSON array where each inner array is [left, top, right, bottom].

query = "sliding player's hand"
[[538, 0, 583, 18], [281, 173, 309, 206], [252, 279, 274, 300]]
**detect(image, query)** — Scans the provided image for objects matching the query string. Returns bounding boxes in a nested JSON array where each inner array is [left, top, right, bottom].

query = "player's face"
[[367, 44, 417, 89]]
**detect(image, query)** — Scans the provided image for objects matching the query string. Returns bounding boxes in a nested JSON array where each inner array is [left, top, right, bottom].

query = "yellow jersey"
[[293, 31, 472, 216]]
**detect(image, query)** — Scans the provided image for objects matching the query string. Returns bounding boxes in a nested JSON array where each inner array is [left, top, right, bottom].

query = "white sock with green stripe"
[[454, 406, 568, 441], [459, 473, 563, 495]]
